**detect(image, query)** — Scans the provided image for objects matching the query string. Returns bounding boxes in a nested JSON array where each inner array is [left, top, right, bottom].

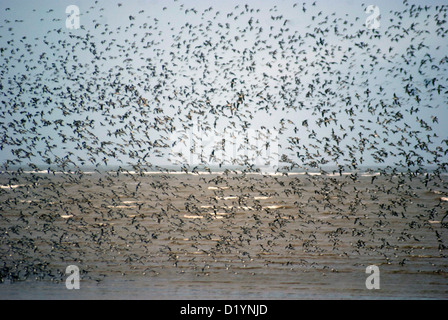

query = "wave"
[[1, 170, 447, 177]]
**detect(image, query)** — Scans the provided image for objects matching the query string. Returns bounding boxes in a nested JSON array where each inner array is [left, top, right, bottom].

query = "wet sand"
[[0, 171, 447, 299]]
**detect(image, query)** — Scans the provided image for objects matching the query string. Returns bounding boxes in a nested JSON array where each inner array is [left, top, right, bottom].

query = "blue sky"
[[0, 0, 447, 171]]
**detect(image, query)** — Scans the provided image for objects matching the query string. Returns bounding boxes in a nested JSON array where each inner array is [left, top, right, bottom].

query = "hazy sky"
[[0, 0, 447, 171]]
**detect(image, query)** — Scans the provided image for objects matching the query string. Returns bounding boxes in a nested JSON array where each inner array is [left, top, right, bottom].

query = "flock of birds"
[[0, 0, 447, 294]]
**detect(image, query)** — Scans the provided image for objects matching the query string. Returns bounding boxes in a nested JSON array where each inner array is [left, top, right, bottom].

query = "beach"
[[1, 171, 447, 299]]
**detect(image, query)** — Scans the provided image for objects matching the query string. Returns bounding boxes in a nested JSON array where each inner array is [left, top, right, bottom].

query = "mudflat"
[[0, 171, 447, 299]]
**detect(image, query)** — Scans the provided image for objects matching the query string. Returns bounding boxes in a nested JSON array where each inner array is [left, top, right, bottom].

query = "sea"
[[0, 166, 447, 299]]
